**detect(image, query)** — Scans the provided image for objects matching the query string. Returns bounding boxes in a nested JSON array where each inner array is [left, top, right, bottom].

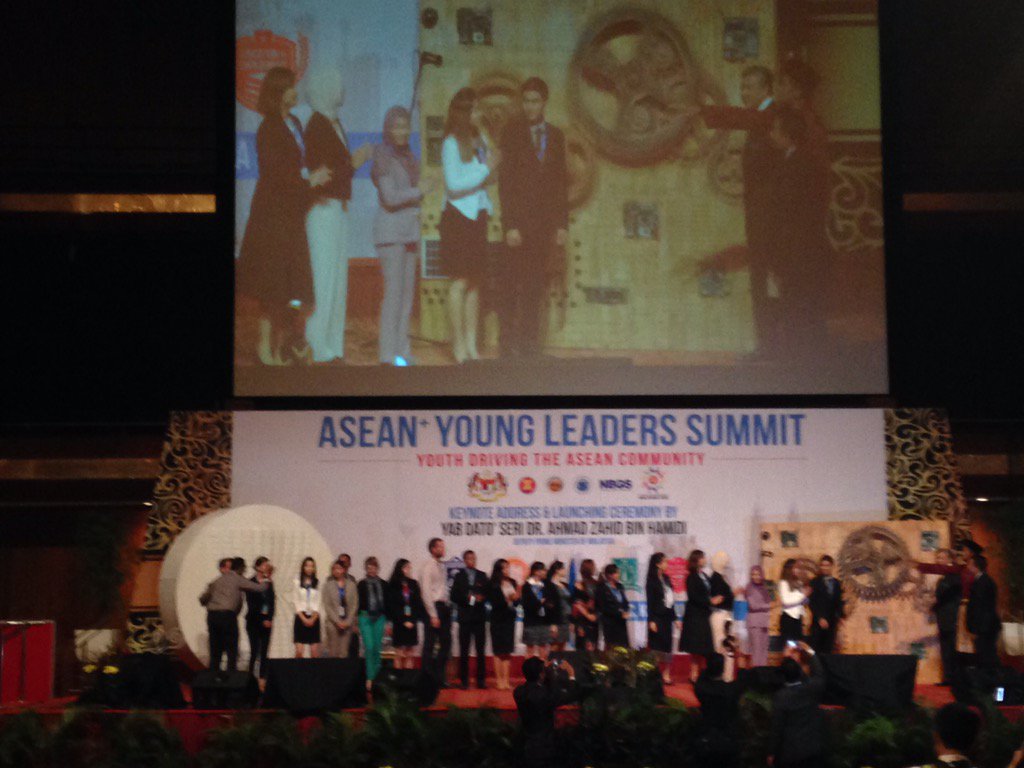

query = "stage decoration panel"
[[144, 411, 233, 556], [159, 505, 334, 666], [760, 520, 948, 684], [885, 408, 970, 544], [233, 0, 887, 396]]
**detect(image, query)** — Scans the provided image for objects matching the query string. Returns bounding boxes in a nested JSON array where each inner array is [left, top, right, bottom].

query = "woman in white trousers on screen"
[[302, 68, 370, 363]]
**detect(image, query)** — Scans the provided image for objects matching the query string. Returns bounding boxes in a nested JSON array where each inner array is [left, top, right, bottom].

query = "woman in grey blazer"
[[372, 106, 431, 366], [322, 560, 360, 657]]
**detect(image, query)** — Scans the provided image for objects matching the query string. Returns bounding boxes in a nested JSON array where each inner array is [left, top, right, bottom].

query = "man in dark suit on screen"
[[700, 66, 782, 358], [768, 106, 830, 358], [966, 554, 1001, 670], [498, 77, 569, 359], [809, 554, 844, 654], [451, 550, 489, 689]]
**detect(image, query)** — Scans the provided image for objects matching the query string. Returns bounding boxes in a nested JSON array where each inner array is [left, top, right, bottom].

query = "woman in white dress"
[[438, 87, 500, 363]]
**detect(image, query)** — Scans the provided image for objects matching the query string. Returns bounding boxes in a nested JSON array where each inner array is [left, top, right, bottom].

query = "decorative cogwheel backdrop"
[[837, 525, 914, 603]]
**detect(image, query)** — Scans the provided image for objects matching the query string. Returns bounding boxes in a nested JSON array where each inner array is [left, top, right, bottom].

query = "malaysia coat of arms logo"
[[468, 471, 508, 502]]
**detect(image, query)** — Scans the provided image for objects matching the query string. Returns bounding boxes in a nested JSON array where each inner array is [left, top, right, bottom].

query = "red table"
[[0, 621, 55, 705]]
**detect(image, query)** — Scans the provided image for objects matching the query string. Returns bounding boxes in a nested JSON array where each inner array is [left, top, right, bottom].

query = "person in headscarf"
[[708, 552, 735, 655], [302, 68, 372, 364], [371, 106, 432, 365], [744, 565, 771, 667]]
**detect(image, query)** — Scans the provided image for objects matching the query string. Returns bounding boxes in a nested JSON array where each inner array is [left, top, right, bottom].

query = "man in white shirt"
[[420, 537, 452, 686]]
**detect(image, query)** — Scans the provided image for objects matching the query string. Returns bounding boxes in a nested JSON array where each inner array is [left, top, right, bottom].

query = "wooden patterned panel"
[[761, 520, 948, 684], [886, 408, 970, 544], [130, 411, 232, 653]]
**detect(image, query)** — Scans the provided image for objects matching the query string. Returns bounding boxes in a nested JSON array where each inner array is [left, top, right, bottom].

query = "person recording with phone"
[[769, 641, 825, 768], [514, 655, 577, 768]]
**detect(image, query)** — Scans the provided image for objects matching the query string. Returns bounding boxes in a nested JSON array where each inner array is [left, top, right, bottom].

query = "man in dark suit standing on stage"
[[966, 554, 1002, 670], [809, 555, 844, 654], [498, 77, 569, 358], [932, 548, 962, 684], [451, 550, 489, 689]]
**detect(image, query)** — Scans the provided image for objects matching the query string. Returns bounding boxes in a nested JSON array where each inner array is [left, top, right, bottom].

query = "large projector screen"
[[234, 0, 886, 396]]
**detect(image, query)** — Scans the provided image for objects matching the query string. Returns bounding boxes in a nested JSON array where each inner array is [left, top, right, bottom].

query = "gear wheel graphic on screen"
[[837, 526, 913, 602]]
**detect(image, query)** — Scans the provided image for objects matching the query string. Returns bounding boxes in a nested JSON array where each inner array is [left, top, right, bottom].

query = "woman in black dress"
[[572, 558, 600, 652], [646, 552, 678, 684], [238, 66, 331, 365], [386, 558, 424, 670], [545, 560, 573, 654], [598, 563, 631, 649], [680, 549, 719, 683], [487, 558, 520, 690]]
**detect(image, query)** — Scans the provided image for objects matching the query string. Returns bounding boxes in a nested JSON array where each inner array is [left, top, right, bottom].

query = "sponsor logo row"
[[468, 469, 667, 501]]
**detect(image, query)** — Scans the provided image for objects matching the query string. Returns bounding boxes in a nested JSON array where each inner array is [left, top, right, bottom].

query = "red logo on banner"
[[665, 556, 688, 594], [236, 29, 310, 113], [468, 471, 508, 502], [519, 477, 537, 494]]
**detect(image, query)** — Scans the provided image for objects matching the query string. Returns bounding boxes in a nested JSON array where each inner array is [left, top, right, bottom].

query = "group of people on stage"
[[198, 536, 866, 692], [238, 65, 567, 367], [918, 540, 1003, 684]]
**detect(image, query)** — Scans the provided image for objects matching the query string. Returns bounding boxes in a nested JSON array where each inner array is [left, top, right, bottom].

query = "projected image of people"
[[235, 0, 887, 396]]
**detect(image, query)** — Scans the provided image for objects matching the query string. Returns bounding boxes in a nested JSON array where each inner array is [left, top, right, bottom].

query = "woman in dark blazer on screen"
[[646, 552, 678, 684], [680, 549, 716, 683], [386, 558, 425, 670], [238, 66, 331, 366], [598, 563, 630, 649]]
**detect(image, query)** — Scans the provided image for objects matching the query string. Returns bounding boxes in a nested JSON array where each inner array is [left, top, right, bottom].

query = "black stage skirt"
[[490, 618, 516, 656], [438, 204, 488, 286], [293, 615, 321, 645], [648, 614, 674, 654], [392, 619, 419, 649]]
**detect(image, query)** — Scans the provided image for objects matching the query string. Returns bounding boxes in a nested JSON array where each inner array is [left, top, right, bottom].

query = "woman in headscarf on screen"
[[744, 565, 771, 667], [302, 67, 372, 364], [371, 106, 433, 366], [238, 66, 331, 366]]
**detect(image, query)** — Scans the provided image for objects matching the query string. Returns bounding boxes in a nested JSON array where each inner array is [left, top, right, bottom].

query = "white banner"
[[232, 408, 886, 646]]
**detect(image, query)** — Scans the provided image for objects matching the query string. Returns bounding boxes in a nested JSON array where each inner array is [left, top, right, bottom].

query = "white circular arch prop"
[[159, 504, 334, 668]]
